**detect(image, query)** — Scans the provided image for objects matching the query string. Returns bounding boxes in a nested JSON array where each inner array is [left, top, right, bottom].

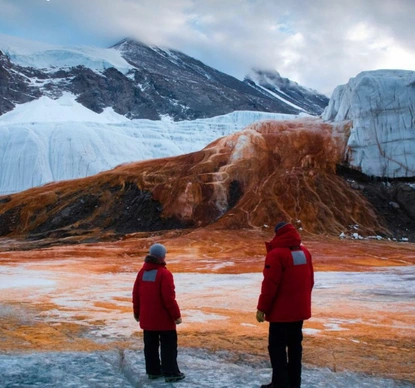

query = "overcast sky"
[[1, 0, 414, 96]]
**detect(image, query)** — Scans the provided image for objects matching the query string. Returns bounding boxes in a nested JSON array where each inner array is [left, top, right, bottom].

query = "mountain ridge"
[[0, 35, 328, 120]]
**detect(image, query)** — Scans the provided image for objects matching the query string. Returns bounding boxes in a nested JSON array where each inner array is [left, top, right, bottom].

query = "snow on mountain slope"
[[0, 33, 132, 72], [0, 93, 129, 124], [0, 34, 328, 120], [322, 70, 415, 178], [245, 69, 329, 116], [0, 94, 296, 195]]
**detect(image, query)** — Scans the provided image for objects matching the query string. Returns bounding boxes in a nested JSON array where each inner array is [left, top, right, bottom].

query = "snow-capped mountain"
[[244, 69, 329, 115], [322, 69, 415, 178], [0, 34, 328, 120]]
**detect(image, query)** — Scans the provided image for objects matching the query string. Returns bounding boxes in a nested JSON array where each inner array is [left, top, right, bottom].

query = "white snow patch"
[[0, 266, 56, 290], [210, 262, 236, 271], [323, 323, 349, 332], [183, 309, 227, 323], [256, 83, 307, 112], [0, 92, 130, 124], [303, 328, 321, 335]]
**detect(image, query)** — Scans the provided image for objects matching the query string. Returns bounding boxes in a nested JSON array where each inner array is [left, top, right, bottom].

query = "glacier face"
[[0, 93, 296, 195], [322, 70, 415, 178], [0, 33, 133, 72]]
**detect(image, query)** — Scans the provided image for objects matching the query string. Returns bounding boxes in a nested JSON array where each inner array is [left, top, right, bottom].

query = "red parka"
[[132, 257, 181, 331], [257, 224, 314, 322]]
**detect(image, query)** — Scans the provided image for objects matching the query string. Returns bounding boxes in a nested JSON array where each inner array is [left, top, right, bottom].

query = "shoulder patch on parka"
[[142, 269, 158, 282], [291, 250, 307, 265]]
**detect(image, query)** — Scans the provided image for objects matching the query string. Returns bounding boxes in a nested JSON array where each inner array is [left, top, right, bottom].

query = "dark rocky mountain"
[[0, 50, 42, 115], [0, 38, 328, 120], [245, 69, 329, 115]]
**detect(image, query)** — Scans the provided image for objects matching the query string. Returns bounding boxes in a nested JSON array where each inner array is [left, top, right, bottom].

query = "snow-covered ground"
[[1, 264, 413, 339], [0, 258, 414, 387], [1, 348, 413, 388]]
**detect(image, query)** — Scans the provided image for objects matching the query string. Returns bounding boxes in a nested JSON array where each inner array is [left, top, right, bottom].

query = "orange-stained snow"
[[0, 229, 414, 382]]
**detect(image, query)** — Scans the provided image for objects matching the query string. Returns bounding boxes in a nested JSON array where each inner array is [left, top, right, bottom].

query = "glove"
[[175, 317, 182, 325], [256, 310, 265, 323], [134, 313, 139, 322]]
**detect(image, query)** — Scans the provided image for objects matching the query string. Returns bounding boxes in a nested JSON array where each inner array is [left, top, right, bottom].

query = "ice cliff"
[[322, 70, 415, 178]]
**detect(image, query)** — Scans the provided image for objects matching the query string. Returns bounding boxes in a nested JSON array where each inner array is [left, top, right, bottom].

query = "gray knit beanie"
[[149, 243, 167, 259]]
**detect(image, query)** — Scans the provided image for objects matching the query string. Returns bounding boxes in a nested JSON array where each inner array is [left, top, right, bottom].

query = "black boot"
[[165, 372, 185, 383]]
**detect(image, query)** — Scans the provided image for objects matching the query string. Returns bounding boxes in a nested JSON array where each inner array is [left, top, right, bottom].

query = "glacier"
[[0, 33, 133, 73], [322, 70, 415, 178], [0, 93, 297, 195]]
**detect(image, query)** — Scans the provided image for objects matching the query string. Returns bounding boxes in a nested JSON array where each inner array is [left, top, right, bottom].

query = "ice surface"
[[0, 263, 413, 339], [0, 265, 56, 290], [0, 259, 414, 386], [0, 348, 413, 387]]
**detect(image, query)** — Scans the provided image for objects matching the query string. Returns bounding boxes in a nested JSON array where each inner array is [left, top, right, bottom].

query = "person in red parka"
[[132, 243, 185, 383], [256, 222, 314, 388]]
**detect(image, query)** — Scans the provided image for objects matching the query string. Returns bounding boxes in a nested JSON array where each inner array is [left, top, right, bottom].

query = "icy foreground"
[[0, 236, 414, 388], [1, 349, 413, 388], [0, 93, 296, 195], [322, 70, 415, 178]]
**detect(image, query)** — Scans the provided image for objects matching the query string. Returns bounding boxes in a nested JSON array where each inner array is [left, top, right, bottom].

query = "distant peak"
[[247, 68, 282, 79], [110, 37, 147, 50]]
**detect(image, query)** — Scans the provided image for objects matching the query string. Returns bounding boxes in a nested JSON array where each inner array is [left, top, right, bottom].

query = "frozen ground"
[[1, 348, 413, 388], [0, 265, 413, 340], [0, 255, 414, 387]]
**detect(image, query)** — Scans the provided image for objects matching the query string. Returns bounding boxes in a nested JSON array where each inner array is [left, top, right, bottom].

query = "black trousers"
[[143, 330, 180, 376], [268, 321, 303, 388]]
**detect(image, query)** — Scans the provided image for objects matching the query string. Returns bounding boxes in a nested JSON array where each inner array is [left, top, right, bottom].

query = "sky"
[[0, 0, 414, 96]]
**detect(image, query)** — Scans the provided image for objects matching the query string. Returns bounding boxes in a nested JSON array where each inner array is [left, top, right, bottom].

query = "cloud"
[[0, 0, 414, 95]]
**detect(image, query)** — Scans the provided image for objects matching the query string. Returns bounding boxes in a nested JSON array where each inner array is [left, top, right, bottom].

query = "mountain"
[[0, 118, 389, 243], [0, 35, 328, 120], [244, 69, 329, 115], [322, 69, 415, 178]]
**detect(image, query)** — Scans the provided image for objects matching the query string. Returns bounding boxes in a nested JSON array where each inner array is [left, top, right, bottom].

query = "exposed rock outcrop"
[[323, 70, 415, 178], [0, 51, 41, 115]]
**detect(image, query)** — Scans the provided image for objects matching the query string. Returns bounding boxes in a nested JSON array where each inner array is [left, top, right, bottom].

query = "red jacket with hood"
[[132, 256, 181, 331], [257, 224, 314, 322]]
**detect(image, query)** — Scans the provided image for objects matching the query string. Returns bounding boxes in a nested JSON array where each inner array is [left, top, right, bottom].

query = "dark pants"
[[268, 321, 303, 388], [143, 330, 180, 376]]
